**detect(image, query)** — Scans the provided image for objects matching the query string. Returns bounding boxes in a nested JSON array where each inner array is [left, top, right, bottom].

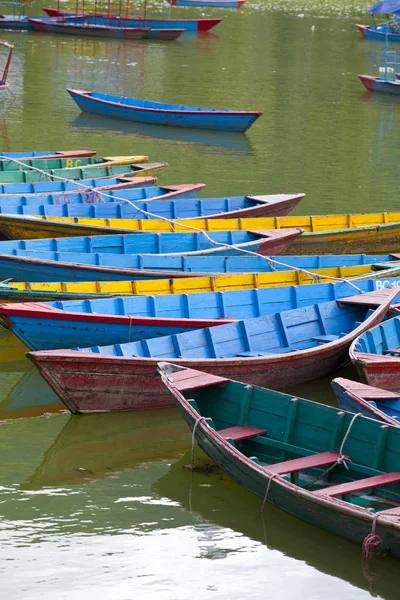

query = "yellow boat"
[[1, 211, 400, 254], [2, 262, 399, 302]]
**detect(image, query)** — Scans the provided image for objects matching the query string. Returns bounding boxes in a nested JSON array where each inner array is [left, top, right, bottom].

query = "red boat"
[[27, 288, 398, 414]]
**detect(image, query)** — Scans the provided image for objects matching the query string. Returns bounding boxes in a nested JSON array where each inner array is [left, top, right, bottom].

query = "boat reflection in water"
[[154, 449, 400, 599], [23, 408, 191, 489], [70, 113, 254, 155], [0, 365, 62, 419]]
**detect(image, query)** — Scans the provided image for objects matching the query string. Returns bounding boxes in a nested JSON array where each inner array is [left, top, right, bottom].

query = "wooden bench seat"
[[313, 472, 400, 497], [265, 451, 348, 475], [218, 425, 266, 442], [235, 348, 294, 357], [376, 505, 400, 518], [311, 335, 340, 344], [383, 348, 400, 356]]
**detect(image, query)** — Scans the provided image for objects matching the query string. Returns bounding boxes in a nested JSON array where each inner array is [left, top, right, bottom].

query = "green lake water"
[[1, 2, 400, 597]]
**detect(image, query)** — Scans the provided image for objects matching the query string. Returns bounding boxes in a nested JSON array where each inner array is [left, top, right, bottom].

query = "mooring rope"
[[0, 155, 365, 291]]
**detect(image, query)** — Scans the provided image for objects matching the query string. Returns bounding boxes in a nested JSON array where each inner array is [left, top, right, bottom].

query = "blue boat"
[[0, 229, 301, 281], [27, 288, 397, 413], [0, 193, 303, 219], [68, 89, 262, 133], [349, 315, 400, 392], [332, 377, 400, 426], [3, 277, 400, 351], [43, 7, 222, 32], [0, 150, 96, 160], [0, 183, 203, 208], [0, 174, 154, 197], [0, 247, 396, 283]]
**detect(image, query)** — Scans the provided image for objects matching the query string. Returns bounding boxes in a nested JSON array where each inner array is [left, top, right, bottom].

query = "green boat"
[[0, 154, 146, 172], [158, 362, 400, 557], [0, 161, 168, 184]]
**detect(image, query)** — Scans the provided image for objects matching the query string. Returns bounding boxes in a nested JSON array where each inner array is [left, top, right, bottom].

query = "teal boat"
[[158, 362, 400, 557]]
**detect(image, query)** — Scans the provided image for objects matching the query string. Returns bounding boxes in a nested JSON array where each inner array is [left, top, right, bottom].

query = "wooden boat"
[[42, 7, 222, 32], [332, 377, 400, 426], [0, 160, 167, 184], [167, 0, 246, 7], [359, 74, 400, 94], [350, 316, 400, 392], [0, 153, 147, 173], [3, 276, 400, 351], [0, 40, 13, 100], [27, 288, 398, 412], [0, 174, 156, 197], [0, 150, 96, 161], [2, 262, 400, 302], [0, 182, 203, 209], [0, 229, 302, 281], [30, 16, 185, 40], [157, 362, 400, 557], [3, 210, 400, 253], [0, 192, 304, 219], [68, 89, 262, 133], [356, 22, 400, 41]]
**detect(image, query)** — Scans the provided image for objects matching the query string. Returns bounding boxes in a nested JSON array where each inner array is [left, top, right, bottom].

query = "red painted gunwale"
[[0, 301, 236, 328], [349, 349, 400, 392], [332, 377, 400, 427], [27, 288, 399, 413], [355, 23, 367, 37], [67, 88, 263, 118]]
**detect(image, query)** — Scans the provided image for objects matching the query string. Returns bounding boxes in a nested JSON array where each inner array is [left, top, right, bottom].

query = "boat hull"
[[359, 74, 400, 94], [162, 369, 400, 557], [27, 291, 396, 412], [42, 8, 222, 31], [356, 23, 400, 41], [29, 18, 150, 38], [68, 88, 262, 133], [284, 222, 400, 255], [4, 277, 396, 351], [332, 377, 400, 426], [0, 230, 302, 282]]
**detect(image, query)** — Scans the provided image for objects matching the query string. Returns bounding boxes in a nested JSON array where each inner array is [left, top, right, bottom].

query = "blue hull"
[[0, 175, 153, 196], [4, 276, 400, 351], [361, 24, 400, 41], [333, 384, 375, 418], [68, 89, 262, 133], [0, 16, 32, 30], [0, 250, 396, 282], [0, 185, 200, 208], [4, 316, 220, 351]]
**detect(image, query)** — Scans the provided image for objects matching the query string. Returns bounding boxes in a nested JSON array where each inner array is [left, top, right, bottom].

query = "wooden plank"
[[339, 288, 395, 307], [169, 368, 229, 391], [218, 425, 266, 442], [313, 472, 400, 496], [265, 451, 345, 475]]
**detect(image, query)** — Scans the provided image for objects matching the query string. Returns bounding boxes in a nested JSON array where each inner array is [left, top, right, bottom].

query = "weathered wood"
[[266, 451, 347, 475], [314, 472, 400, 497]]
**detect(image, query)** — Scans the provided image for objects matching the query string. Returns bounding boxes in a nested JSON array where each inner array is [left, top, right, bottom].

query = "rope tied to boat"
[[261, 472, 279, 512], [363, 513, 384, 560], [191, 416, 207, 471], [0, 157, 365, 292], [304, 413, 363, 489]]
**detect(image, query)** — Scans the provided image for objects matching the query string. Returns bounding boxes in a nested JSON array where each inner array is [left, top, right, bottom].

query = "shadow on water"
[[23, 407, 191, 489], [69, 112, 254, 155], [155, 449, 400, 600]]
